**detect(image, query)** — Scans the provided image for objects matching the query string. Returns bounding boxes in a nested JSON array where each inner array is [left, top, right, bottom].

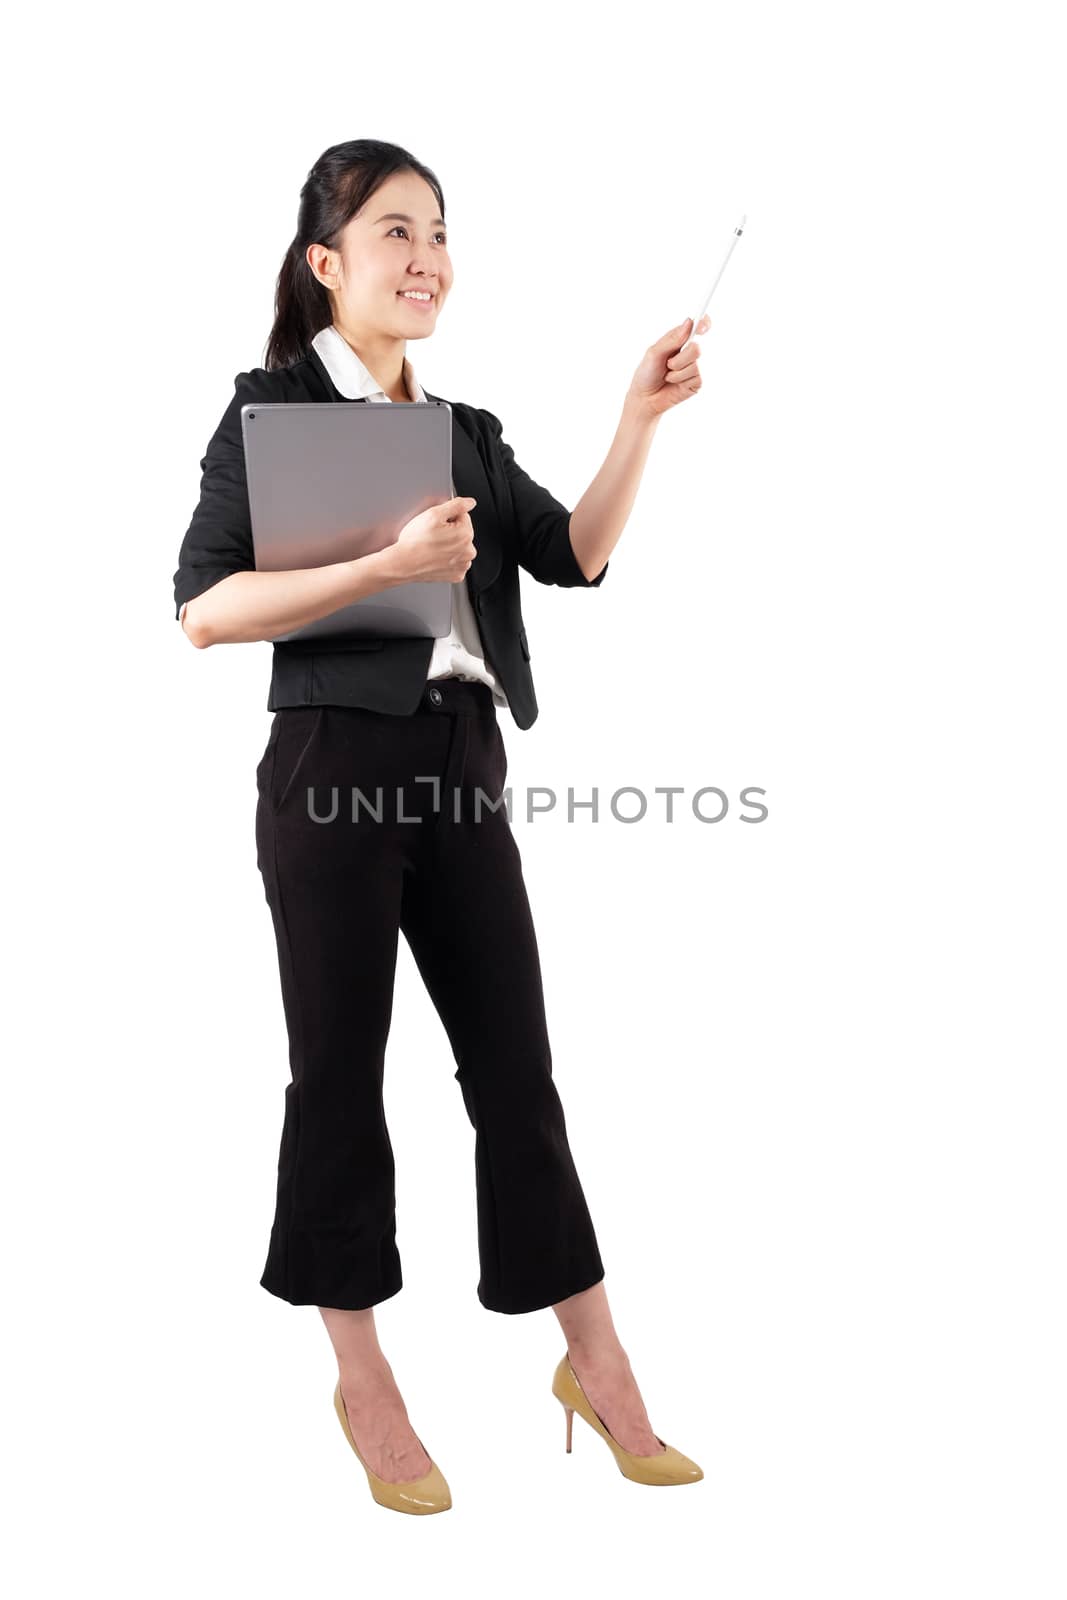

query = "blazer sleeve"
[[478, 407, 609, 589], [173, 373, 260, 621]]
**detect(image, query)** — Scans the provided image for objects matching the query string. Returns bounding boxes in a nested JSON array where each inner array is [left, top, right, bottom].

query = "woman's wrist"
[[354, 545, 407, 594], [621, 388, 664, 431]]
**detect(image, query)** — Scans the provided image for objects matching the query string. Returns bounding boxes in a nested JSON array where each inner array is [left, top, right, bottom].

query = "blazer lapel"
[[427, 391, 503, 595]]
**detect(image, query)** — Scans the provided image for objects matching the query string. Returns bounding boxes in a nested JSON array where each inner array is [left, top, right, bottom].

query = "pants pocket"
[[493, 718, 509, 789], [256, 716, 282, 794], [269, 710, 325, 816]]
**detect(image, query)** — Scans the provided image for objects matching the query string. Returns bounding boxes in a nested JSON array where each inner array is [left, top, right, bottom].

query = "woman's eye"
[[389, 226, 447, 244]]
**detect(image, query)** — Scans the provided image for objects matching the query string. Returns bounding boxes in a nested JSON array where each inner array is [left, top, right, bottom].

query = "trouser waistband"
[[418, 679, 496, 714]]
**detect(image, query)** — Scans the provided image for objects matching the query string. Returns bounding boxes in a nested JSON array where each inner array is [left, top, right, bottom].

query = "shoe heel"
[[550, 1351, 704, 1487]]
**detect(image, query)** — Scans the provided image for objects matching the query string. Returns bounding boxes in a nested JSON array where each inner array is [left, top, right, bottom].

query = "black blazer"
[[173, 344, 608, 730]]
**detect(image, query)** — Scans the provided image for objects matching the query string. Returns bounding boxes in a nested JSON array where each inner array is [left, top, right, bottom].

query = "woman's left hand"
[[626, 313, 711, 420]]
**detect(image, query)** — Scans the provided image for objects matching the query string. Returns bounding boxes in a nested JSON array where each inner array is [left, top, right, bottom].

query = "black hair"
[[264, 139, 446, 371]]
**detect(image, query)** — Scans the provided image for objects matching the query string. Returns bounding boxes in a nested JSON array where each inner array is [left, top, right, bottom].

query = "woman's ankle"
[[338, 1351, 394, 1391], [568, 1338, 630, 1373]]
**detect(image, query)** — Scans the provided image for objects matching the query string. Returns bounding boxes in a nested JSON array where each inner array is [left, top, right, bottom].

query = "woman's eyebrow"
[[374, 212, 447, 227]]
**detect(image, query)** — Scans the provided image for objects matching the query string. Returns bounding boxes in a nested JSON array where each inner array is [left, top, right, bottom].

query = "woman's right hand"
[[391, 496, 478, 584]]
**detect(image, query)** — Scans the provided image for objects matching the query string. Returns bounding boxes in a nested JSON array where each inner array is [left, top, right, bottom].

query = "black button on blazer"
[[173, 343, 608, 730]]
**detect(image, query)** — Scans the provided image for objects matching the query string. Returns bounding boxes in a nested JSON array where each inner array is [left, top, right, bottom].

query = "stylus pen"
[[689, 213, 746, 332]]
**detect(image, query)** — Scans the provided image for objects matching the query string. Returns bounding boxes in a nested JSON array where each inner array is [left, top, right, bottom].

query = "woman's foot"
[[337, 1361, 434, 1484], [565, 1346, 667, 1456]]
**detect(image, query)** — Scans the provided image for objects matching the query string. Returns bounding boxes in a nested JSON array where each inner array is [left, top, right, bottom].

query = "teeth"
[[401, 291, 432, 300]]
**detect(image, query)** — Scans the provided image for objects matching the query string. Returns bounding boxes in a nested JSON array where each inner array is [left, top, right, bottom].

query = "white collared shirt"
[[310, 324, 509, 710]]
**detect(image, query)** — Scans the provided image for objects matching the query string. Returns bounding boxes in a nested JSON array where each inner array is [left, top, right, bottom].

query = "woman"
[[173, 139, 710, 1514]]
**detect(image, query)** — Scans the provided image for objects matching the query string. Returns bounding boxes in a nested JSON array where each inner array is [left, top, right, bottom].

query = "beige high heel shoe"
[[333, 1380, 452, 1514], [551, 1351, 704, 1486]]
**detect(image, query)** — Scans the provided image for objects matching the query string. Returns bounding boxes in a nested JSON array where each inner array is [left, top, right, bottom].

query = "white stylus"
[[689, 213, 746, 331]]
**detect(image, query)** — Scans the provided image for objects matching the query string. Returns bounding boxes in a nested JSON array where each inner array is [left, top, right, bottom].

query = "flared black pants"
[[254, 679, 605, 1313]]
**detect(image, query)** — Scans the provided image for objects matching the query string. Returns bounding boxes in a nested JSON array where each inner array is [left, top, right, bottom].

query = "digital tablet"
[[240, 399, 455, 643]]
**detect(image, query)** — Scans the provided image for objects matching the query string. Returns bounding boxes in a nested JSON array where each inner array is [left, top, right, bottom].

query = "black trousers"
[[254, 679, 606, 1313]]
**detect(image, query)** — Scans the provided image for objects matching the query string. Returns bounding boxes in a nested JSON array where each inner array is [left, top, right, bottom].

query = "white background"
[[5, 1, 1064, 1594]]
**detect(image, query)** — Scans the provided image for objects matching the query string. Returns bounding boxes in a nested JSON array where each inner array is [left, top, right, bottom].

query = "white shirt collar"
[[310, 324, 426, 403]]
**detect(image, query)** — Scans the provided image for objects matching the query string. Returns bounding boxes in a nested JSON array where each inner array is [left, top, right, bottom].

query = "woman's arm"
[[568, 396, 661, 583], [175, 369, 408, 646], [179, 547, 405, 648], [569, 313, 711, 580], [567, 313, 711, 580], [480, 313, 706, 590], [478, 408, 610, 588]]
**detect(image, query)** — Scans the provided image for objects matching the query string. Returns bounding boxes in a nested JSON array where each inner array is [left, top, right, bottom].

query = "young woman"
[[173, 139, 710, 1514]]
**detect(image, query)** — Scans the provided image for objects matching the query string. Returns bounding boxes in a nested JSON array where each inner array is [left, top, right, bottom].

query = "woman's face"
[[317, 169, 453, 341]]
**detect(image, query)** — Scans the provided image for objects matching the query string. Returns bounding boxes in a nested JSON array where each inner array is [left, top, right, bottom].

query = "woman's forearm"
[[181, 547, 405, 648], [568, 395, 661, 581]]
